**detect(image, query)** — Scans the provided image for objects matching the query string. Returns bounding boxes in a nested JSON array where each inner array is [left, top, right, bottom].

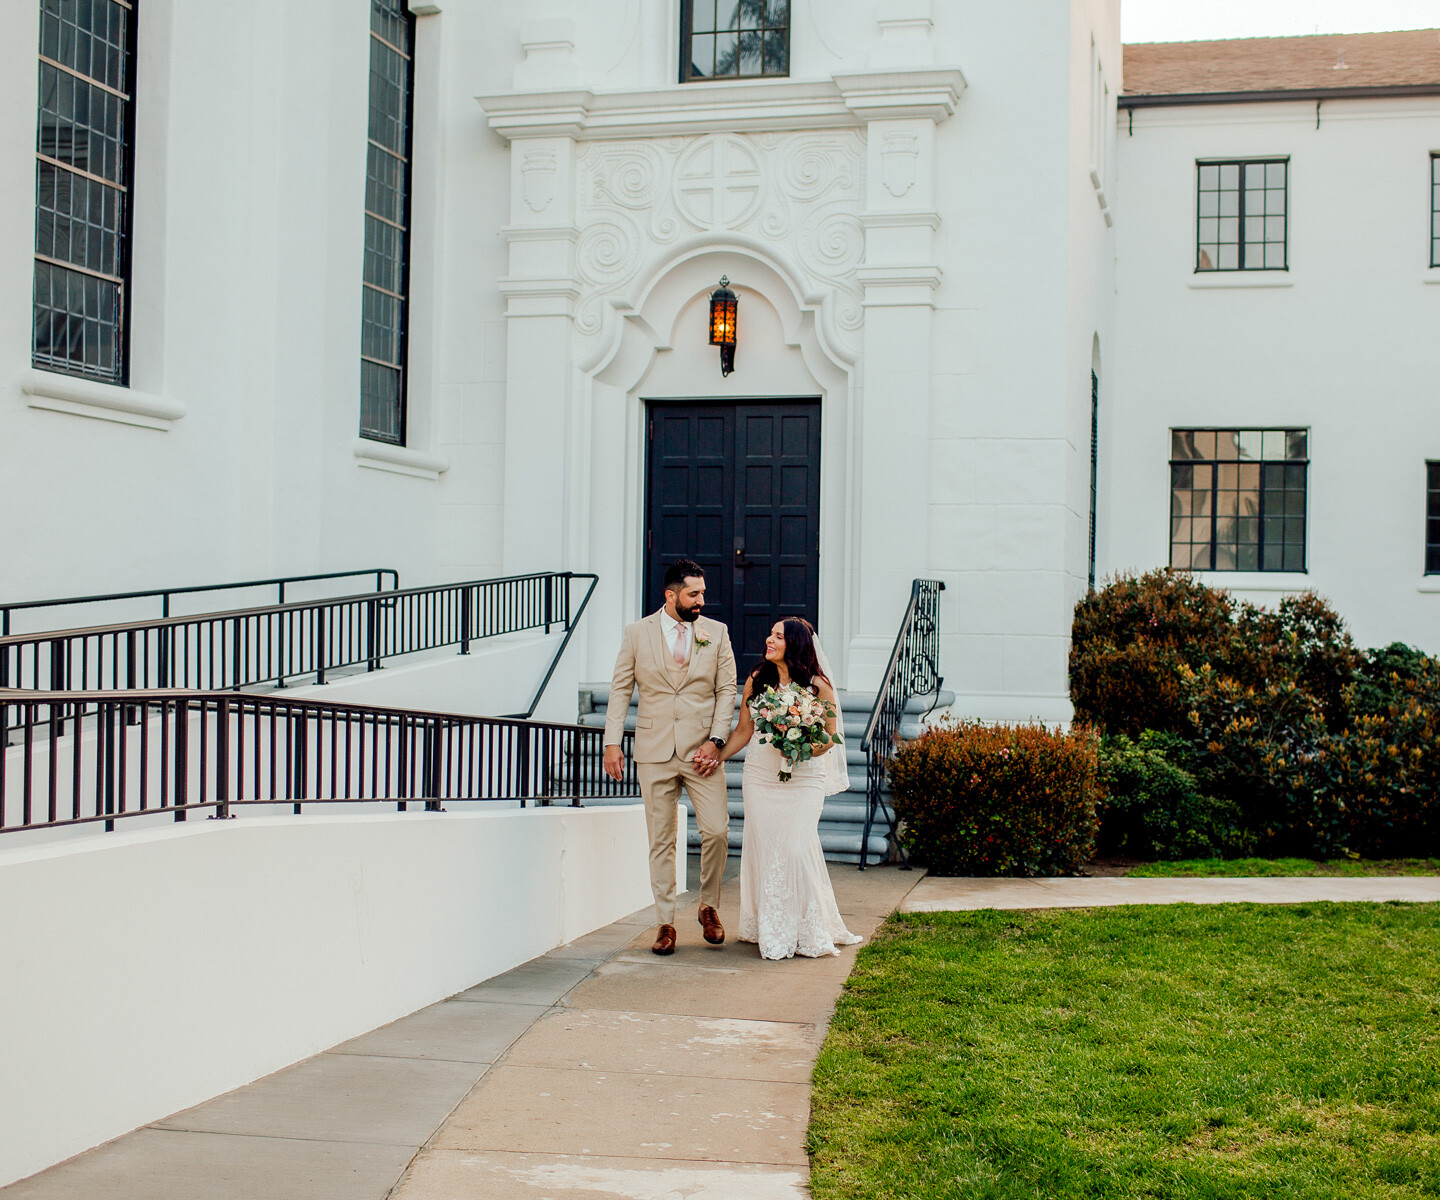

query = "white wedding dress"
[[737, 735, 864, 960]]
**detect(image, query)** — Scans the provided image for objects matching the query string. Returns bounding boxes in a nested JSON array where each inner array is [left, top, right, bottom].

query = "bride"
[[713, 617, 862, 960]]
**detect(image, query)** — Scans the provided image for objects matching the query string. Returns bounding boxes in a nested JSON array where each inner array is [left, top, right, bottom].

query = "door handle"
[[734, 538, 753, 569]]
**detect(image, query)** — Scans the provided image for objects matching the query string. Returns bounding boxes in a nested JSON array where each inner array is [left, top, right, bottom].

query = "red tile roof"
[[1123, 28, 1440, 98]]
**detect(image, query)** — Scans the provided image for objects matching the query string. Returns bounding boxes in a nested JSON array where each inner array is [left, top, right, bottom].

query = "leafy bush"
[[1229, 592, 1362, 731], [1073, 572, 1379, 859], [1070, 569, 1235, 739], [1310, 644, 1440, 857], [1096, 731, 1251, 860], [1178, 664, 1346, 857], [889, 720, 1099, 876]]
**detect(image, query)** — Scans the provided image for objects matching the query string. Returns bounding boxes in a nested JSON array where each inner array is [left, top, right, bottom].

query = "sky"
[[1121, 0, 1440, 43]]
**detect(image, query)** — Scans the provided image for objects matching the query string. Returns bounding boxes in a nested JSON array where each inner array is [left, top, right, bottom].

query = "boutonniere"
[[694, 631, 711, 648]]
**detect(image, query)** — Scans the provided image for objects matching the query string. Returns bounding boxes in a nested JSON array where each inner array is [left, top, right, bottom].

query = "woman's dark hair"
[[748, 616, 829, 693]]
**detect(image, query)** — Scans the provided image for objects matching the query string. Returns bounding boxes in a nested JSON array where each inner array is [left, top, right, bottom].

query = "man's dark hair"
[[663, 559, 705, 593]]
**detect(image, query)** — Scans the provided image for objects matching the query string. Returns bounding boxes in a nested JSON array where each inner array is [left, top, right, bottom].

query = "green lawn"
[[1128, 858, 1440, 878], [809, 904, 1440, 1199]]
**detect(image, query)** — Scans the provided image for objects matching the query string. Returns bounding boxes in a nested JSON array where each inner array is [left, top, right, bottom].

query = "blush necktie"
[[672, 624, 686, 665]]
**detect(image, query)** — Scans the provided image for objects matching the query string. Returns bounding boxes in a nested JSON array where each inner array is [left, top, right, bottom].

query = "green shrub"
[[1350, 642, 1440, 718], [888, 720, 1099, 876], [1096, 731, 1252, 860], [1177, 665, 1346, 857], [1070, 569, 1235, 739], [1310, 644, 1440, 857], [1073, 573, 1374, 858], [1229, 592, 1362, 731]]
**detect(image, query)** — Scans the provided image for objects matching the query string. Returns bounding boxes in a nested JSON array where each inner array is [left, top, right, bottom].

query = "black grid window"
[[1196, 159, 1287, 272], [680, 0, 789, 83], [360, 0, 413, 446], [1427, 463, 1440, 574], [33, 0, 136, 385], [1170, 429, 1307, 573], [1430, 154, 1439, 269]]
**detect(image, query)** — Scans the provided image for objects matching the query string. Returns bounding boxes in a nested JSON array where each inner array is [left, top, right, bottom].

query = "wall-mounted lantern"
[[708, 276, 737, 377]]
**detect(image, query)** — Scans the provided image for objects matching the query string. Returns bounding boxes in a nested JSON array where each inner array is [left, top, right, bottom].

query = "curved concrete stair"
[[579, 685, 953, 864]]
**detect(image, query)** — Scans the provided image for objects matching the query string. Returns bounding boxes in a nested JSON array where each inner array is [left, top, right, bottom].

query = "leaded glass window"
[[33, 0, 136, 384], [1195, 159, 1288, 272], [1170, 429, 1308, 572], [361, 0, 413, 446], [681, 0, 789, 82]]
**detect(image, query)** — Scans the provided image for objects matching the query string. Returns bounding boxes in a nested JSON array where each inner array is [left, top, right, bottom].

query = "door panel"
[[644, 400, 821, 665], [647, 405, 735, 623]]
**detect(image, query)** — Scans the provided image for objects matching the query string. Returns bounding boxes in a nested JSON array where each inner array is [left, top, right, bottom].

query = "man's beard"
[[675, 599, 701, 622]]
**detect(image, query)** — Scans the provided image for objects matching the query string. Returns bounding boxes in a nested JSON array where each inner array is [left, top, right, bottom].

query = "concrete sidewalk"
[[9, 867, 1435, 1200], [903, 873, 1440, 912], [0, 858, 922, 1200]]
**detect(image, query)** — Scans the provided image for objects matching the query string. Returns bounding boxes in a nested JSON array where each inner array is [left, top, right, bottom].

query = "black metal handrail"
[[859, 579, 945, 870], [504, 574, 599, 720], [0, 689, 640, 836], [1, 568, 400, 637], [0, 573, 589, 727]]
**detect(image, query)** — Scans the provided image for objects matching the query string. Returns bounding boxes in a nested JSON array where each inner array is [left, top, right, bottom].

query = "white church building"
[[3, 0, 1439, 722]]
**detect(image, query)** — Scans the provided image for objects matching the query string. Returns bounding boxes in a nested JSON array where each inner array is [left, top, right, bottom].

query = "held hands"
[[692, 741, 722, 777]]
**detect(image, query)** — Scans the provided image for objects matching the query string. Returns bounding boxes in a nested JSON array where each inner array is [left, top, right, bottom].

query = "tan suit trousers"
[[637, 753, 729, 926]]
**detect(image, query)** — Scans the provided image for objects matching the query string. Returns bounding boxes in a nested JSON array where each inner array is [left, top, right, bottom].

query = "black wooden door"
[[644, 400, 821, 663]]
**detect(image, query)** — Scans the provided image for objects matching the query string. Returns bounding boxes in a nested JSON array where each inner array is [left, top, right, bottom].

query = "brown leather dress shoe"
[[651, 924, 677, 955], [698, 905, 725, 945]]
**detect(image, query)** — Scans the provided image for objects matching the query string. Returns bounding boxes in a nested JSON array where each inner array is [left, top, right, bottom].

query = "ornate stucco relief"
[[573, 129, 866, 354]]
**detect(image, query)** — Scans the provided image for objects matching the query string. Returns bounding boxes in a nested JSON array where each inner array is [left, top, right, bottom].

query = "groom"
[[603, 559, 737, 955]]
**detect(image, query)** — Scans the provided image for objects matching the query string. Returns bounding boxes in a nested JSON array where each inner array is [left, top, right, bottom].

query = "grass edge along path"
[[808, 903, 1440, 1200], [1127, 858, 1440, 878]]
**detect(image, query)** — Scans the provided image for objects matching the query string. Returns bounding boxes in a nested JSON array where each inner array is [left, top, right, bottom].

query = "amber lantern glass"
[[708, 276, 737, 375]]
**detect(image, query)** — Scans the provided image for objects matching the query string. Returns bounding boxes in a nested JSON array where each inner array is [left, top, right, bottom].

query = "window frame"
[[1426, 461, 1440, 575], [1194, 158, 1289, 274], [359, 0, 415, 447], [32, 0, 138, 386], [1169, 428, 1309, 574], [1430, 153, 1439, 269], [678, 0, 791, 84]]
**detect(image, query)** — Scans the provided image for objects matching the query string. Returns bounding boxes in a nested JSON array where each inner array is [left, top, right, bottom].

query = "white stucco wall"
[[0, 804, 652, 1188], [1110, 95, 1440, 651], [0, 0, 454, 604]]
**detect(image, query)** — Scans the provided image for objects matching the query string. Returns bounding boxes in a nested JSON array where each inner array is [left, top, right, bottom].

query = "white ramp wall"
[[0, 805, 651, 1187]]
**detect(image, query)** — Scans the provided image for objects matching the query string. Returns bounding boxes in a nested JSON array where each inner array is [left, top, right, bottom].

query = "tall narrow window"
[[1170, 429, 1308, 572], [1088, 371, 1099, 591], [33, 0, 137, 384], [360, 0, 414, 445], [1196, 159, 1287, 272], [1426, 462, 1440, 574], [1430, 154, 1439, 268], [681, 1, 790, 82]]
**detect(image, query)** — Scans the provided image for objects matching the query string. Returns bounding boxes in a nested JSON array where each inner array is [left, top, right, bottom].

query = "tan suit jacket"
[[604, 611, 737, 764]]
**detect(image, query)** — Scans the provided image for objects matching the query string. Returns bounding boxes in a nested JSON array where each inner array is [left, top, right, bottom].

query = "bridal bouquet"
[[750, 683, 843, 782]]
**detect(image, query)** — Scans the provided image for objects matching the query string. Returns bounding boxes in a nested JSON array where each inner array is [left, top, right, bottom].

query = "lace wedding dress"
[[737, 735, 863, 960]]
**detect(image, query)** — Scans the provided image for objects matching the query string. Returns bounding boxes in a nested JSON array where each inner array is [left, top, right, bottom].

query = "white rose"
[[786, 727, 802, 741]]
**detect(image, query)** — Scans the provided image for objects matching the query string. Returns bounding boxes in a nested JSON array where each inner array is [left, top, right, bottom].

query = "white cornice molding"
[[353, 438, 450, 480], [478, 68, 966, 141], [833, 68, 965, 120], [21, 369, 186, 431]]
